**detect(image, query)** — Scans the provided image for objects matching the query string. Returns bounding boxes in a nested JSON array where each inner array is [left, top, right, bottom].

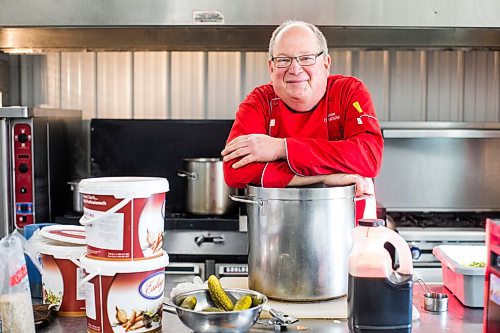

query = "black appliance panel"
[[90, 119, 234, 213]]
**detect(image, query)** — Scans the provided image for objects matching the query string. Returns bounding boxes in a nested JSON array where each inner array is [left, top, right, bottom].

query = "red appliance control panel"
[[13, 123, 34, 228], [484, 219, 500, 333]]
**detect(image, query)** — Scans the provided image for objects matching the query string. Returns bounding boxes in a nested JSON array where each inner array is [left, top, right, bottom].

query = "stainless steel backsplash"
[[375, 123, 500, 211], [5, 49, 500, 122]]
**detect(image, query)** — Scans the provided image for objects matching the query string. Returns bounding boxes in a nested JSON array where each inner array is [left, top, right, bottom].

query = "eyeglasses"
[[270, 51, 324, 68]]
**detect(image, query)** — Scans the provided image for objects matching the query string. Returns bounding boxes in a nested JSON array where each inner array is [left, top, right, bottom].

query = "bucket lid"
[[79, 251, 169, 276], [39, 225, 86, 245], [247, 184, 355, 200], [34, 235, 86, 259], [79, 177, 170, 198]]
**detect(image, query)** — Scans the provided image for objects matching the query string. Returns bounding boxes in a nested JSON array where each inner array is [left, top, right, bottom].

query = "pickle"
[[207, 275, 234, 311], [233, 295, 252, 311], [179, 296, 197, 310], [250, 295, 263, 307], [202, 306, 226, 312]]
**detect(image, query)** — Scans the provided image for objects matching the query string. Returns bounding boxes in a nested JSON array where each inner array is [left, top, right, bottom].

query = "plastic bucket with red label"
[[33, 228, 87, 316], [79, 251, 169, 333], [78, 177, 169, 261]]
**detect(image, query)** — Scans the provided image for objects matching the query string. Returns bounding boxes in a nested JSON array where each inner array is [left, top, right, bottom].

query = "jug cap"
[[358, 219, 385, 227]]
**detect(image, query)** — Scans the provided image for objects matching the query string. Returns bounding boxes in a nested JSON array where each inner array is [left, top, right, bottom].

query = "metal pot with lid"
[[177, 158, 236, 216], [67, 180, 83, 213], [231, 184, 371, 301]]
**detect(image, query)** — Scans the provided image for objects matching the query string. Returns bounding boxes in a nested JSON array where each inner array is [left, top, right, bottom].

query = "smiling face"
[[268, 25, 331, 111]]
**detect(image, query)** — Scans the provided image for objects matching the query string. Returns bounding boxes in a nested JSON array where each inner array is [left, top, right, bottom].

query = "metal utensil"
[[417, 278, 448, 312], [164, 288, 298, 332]]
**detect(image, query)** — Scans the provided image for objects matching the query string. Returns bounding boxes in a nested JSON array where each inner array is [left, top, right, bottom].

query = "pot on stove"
[[67, 180, 83, 213], [177, 158, 236, 216]]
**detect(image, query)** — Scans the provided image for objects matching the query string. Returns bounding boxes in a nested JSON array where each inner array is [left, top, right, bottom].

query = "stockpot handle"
[[354, 194, 374, 202], [229, 194, 263, 206], [177, 170, 197, 179]]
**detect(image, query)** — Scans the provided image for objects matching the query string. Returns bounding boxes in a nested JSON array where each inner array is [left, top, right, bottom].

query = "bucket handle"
[[78, 271, 99, 288], [177, 170, 197, 179], [229, 194, 263, 206], [69, 257, 82, 268], [79, 195, 133, 226]]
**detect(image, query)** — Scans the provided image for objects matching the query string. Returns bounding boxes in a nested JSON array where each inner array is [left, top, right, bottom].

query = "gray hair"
[[268, 20, 328, 58]]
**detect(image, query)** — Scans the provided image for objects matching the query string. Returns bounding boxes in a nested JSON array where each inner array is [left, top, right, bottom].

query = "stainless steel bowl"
[[165, 288, 267, 333]]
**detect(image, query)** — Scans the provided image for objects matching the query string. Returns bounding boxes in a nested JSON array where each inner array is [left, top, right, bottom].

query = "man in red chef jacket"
[[221, 20, 383, 218]]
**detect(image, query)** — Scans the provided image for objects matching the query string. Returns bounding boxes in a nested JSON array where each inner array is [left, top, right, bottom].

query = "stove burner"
[[387, 212, 500, 228]]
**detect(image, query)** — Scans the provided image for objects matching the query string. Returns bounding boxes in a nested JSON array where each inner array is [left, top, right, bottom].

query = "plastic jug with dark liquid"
[[348, 219, 413, 333]]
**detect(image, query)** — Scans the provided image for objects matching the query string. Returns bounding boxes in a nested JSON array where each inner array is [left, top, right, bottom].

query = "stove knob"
[[19, 163, 29, 173], [410, 246, 421, 260], [18, 133, 29, 143]]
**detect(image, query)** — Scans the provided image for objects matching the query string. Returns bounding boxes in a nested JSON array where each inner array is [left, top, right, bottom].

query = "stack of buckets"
[[31, 224, 87, 316], [77, 177, 170, 333]]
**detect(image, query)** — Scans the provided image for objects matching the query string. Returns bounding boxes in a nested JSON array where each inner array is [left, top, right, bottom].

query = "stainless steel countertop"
[[37, 284, 483, 333]]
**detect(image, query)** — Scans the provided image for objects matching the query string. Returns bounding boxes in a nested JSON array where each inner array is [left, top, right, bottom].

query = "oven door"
[[0, 118, 12, 238]]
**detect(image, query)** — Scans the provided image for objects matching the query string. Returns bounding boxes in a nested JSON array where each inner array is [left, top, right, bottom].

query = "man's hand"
[[323, 174, 373, 196], [221, 134, 286, 169]]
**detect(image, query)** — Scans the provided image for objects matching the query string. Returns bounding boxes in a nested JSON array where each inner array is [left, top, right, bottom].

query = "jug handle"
[[384, 229, 413, 276]]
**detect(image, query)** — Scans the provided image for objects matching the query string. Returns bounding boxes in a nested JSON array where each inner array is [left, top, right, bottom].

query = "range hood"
[[1, 0, 499, 52]]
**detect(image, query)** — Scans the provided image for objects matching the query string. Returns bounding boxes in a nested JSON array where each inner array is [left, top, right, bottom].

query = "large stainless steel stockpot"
[[232, 184, 363, 301], [177, 158, 236, 215]]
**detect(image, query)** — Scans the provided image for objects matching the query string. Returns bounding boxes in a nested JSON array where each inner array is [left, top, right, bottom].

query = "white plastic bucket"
[[34, 235, 87, 316], [79, 177, 169, 261], [79, 251, 169, 333]]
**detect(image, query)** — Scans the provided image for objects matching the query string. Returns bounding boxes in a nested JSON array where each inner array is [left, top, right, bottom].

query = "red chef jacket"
[[224, 74, 384, 191]]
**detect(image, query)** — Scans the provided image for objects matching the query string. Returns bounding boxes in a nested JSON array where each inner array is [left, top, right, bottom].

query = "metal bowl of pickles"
[[164, 288, 267, 333]]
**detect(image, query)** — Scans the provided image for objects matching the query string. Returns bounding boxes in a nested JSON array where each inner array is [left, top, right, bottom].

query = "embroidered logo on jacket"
[[353, 101, 363, 113], [327, 112, 340, 121]]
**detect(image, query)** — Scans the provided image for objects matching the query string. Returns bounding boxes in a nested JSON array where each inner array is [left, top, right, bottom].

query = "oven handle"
[[383, 129, 500, 138], [165, 263, 201, 275]]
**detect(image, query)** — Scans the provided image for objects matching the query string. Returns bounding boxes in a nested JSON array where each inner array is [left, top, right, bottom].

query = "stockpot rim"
[[247, 184, 356, 200], [183, 157, 222, 163]]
